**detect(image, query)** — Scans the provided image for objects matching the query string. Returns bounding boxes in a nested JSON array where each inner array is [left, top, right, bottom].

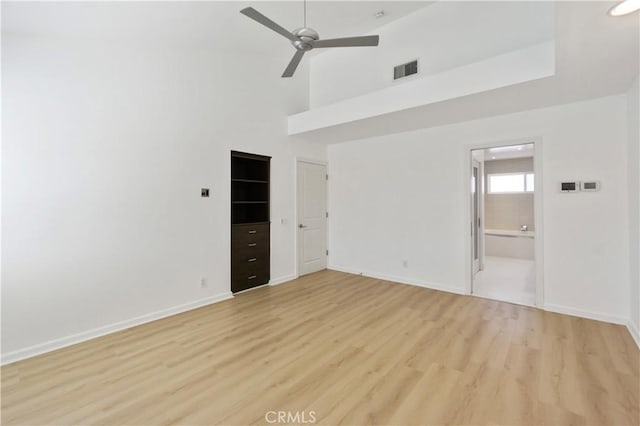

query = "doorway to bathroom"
[[469, 142, 538, 307]]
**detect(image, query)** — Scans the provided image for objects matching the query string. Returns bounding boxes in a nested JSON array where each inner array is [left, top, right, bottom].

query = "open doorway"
[[470, 143, 536, 306]]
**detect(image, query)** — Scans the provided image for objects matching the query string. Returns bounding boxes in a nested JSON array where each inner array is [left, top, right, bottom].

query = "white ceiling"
[[308, 1, 555, 108], [289, 1, 640, 143], [1, 1, 431, 52], [3, 1, 638, 144]]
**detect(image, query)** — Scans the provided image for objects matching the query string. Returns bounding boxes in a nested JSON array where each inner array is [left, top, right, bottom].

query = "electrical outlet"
[[200, 278, 208, 288], [403, 260, 408, 268]]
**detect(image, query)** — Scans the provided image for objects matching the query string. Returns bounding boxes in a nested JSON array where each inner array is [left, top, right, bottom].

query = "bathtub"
[[484, 229, 534, 260]]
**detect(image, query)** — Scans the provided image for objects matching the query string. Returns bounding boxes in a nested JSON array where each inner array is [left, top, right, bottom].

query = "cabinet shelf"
[[232, 179, 269, 184], [232, 201, 268, 204]]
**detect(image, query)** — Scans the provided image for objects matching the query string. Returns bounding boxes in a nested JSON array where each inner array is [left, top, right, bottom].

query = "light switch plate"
[[581, 181, 600, 192]]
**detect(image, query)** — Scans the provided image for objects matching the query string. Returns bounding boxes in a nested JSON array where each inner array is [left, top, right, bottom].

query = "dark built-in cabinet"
[[231, 151, 270, 293]]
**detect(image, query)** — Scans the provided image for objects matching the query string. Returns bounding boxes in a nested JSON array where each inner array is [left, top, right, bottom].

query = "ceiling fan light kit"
[[240, 2, 380, 78]]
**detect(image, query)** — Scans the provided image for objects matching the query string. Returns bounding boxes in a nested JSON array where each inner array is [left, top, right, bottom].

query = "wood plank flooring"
[[2, 270, 638, 425]]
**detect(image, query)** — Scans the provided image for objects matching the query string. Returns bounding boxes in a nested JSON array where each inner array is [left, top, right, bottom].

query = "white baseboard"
[[270, 274, 297, 286], [627, 320, 640, 349], [328, 265, 466, 295], [543, 303, 627, 325], [1, 291, 233, 366], [329, 265, 634, 330], [5, 272, 636, 365]]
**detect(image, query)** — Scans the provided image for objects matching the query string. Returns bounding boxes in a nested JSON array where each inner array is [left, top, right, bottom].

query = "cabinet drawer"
[[232, 239, 268, 253], [231, 270, 269, 293], [232, 223, 269, 246], [232, 262, 269, 280], [232, 254, 268, 270]]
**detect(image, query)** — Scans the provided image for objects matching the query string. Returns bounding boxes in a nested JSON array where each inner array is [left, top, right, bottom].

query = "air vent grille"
[[394, 60, 418, 80]]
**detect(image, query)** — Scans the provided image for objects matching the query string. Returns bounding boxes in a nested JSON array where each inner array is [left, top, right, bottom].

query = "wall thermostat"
[[581, 181, 600, 192], [560, 181, 580, 192]]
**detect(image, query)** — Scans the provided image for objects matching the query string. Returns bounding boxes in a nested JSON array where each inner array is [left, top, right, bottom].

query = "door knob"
[[299, 224, 307, 228]]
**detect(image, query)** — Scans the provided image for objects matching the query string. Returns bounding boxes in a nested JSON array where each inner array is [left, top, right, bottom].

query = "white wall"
[[291, 42, 554, 135], [1, 35, 325, 362], [628, 75, 640, 344], [328, 95, 629, 322], [309, 1, 553, 108]]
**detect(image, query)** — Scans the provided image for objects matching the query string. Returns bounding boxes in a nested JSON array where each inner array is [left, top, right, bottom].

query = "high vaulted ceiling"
[[289, 1, 640, 142], [3, 1, 638, 144], [1, 1, 431, 51]]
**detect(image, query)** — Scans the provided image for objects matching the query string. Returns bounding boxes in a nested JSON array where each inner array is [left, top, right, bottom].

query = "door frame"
[[471, 158, 482, 274], [295, 157, 328, 278], [463, 137, 544, 307]]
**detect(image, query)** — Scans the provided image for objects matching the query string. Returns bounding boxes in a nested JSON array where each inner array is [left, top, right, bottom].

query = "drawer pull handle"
[[248, 275, 257, 280], [248, 258, 257, 262], [248, 230, 257, 234], [248, 243, 257, 247]]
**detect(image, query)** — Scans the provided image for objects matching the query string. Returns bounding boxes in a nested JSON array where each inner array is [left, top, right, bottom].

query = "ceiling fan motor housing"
[[292, 27, 319, 51]]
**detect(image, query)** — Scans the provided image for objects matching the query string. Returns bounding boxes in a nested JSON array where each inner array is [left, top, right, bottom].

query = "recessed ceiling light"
[[375, 10, 385, 19], [609, 0, 640, 16]]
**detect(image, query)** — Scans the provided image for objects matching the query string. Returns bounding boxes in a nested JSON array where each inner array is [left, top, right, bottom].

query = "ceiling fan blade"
[[311, 35, 379, 48], [282, 50, 305, 78], [240, 7, 298, 42]]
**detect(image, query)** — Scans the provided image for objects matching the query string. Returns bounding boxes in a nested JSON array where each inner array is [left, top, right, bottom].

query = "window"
[[488, 172, 534, 194]]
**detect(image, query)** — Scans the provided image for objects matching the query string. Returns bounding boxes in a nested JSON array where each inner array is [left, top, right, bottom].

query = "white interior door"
[[471, 159, 481, 274], [297, 161, 327, 276]]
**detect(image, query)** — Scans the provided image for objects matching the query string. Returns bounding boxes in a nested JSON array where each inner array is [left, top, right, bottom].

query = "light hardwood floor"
[[2, 270, 639, 425]]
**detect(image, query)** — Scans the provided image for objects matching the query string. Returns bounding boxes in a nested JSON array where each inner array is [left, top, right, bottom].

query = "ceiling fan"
[[240, 1, 380, 78]]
